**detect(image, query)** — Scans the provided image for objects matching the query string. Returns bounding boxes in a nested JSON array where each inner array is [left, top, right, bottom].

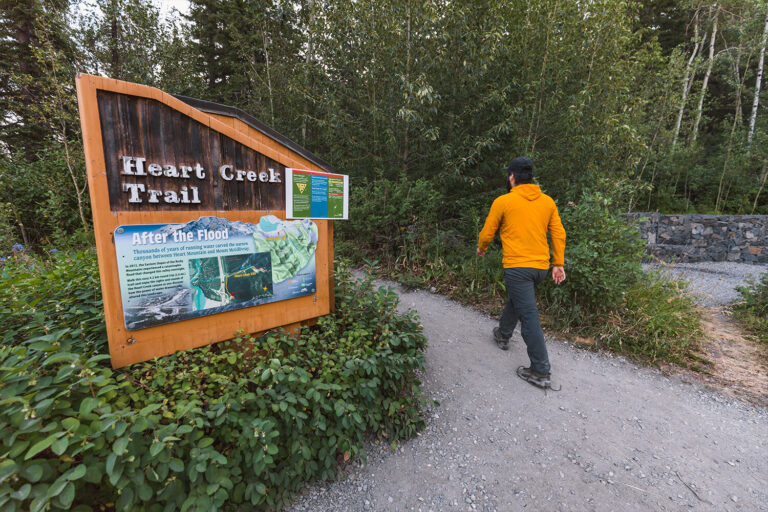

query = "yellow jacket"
[[478, 184, 566, 269]]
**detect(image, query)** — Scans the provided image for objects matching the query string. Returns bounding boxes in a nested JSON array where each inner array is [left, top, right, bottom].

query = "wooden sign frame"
[[76, 74, 334, 368]]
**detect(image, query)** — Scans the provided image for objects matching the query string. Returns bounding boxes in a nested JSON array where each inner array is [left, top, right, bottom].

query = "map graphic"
[[189, 252, 273, 310], [253, 216, 318, 282], [114, 216, 318, 330]]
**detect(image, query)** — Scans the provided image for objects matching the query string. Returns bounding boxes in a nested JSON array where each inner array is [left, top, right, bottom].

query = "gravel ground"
[[643, 262, 767, 307], [284, 281, 768, 512]]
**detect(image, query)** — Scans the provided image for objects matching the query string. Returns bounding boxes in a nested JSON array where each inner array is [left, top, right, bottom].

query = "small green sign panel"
[[286, 168, 349, 220]]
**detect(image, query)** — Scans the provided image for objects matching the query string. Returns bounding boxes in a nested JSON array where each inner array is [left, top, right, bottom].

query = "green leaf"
[[10, 483, 31, 501], [55, 482, 75, 509], [51, 437, 68, 456], [78, 398, 99, 416], [21, 464, 43, 483], [138, 482, 153, 501], [30, 496, 47, 512], [112, 436, 130, 455], [105, 453, 117, 475], [64, 465, 86, 481], [46, 477, 67, 498], [116, 487, 134, 510], [42, 352, 76, 366], [25, 433, 61, 460], [0, 460, 18, 483], [149, 442, 164, 457], [60, 418, 80, 432], [198, 438, 214, 449], [139, 404, 162, 415]]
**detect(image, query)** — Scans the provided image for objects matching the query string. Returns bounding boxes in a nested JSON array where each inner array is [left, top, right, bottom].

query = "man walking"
[[476, 157, 566, 388]]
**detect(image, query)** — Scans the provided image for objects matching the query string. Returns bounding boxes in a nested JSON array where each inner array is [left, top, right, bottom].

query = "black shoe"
[[516, 366, 552, 388], [493, 327, 509, 350]]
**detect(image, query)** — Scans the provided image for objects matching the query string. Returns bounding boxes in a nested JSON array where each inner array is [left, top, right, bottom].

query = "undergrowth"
[[0, 251, 427, 511], [338, 178, 705, 368], [732, 272, 768, 347]]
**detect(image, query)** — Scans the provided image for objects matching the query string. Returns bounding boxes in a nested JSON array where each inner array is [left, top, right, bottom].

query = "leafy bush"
[[0, 146, 92, 249], [733, 272, 768, 345], [336, 178, 448, 263], [0, 253, 427, 511], [0, 251, 105, 356], [540, 188, 646, 320]]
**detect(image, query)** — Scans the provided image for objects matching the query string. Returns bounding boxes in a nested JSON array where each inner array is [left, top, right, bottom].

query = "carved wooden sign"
[[77, 75, 335, 368]]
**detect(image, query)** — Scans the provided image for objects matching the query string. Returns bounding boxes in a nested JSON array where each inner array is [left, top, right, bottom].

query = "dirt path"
[[695, 307, 768, 406], [287, 284, 768, 512]]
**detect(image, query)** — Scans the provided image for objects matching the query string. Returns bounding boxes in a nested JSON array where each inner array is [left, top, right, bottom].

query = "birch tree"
[[691, 5, 719, 144], [748, 7, 768, 147], [672, 9, 702, 149]]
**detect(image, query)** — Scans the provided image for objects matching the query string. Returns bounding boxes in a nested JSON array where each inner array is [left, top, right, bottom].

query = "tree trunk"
[[748, 8, 768, 147], [401, 2, 412, 177], [262, 29, 274, 126], [691, 7, 719, 145], [672, 11, 701, 149], [301, 0, 315, 146], [110, 0, 120, 78], [752, 158, 768, 213], [716, 46, 745, 212]]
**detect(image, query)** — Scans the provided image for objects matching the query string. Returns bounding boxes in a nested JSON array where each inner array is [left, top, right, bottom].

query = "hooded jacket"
[[477, 184, 566, 269]]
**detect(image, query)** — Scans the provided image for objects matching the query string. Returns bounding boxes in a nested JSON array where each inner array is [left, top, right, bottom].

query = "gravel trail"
[[286, 282, 767, 512], [642, 262, 766, 307]]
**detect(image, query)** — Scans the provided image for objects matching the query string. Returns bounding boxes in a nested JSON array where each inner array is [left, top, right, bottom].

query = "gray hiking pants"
[[499, 267, 550, 375]]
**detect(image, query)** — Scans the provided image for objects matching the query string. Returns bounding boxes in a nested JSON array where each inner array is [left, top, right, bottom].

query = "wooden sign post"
[[76, 74, 338, 368]]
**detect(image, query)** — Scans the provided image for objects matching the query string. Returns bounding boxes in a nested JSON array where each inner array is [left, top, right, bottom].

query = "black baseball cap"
[[506, 156, 534, 180]]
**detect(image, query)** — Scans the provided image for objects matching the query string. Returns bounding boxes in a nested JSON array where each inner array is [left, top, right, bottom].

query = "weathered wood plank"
[[97, 91, 286, 212]]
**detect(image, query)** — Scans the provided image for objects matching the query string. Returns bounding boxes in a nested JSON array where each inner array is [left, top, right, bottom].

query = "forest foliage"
[[2, 0, 768, 249], [0, 252, 427, 511]]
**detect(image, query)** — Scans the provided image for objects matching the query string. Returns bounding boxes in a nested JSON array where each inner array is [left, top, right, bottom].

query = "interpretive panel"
[[77, 74, 336, 368], [115, 216, 318, 329], [286, 168, 349, 219]]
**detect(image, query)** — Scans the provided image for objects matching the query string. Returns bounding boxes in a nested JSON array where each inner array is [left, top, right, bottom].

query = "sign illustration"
[[115, 216, 318, 329]]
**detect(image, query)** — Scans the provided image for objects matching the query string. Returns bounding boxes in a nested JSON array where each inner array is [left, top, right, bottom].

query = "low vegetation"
[[732, 273, 768, 348], [337, 178, 704, 368], [0, 252, 427, 511]]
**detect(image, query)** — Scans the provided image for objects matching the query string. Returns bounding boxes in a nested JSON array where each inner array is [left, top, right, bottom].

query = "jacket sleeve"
[[478, 198, 502, 252], [548, 204, 566, 266]]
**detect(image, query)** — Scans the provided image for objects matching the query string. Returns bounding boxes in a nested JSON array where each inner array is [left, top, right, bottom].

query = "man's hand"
[[552, 266, 566, 285], [476, 247, 486, 257]]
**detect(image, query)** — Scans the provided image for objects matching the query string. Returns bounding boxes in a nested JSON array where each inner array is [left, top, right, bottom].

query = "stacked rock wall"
[[625, 213, 768, 264]]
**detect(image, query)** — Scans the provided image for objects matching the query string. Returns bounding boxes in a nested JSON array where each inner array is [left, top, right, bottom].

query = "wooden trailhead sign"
[[76, 74, 339, 368]]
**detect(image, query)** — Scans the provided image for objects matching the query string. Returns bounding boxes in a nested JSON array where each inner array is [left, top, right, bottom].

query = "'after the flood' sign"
[[77, 74, 337, 368], [116, 216, 318, 330]]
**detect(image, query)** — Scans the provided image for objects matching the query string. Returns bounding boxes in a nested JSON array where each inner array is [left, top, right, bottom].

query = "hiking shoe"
[[516, 366, 551, 388], [493, 327, 509, 350]]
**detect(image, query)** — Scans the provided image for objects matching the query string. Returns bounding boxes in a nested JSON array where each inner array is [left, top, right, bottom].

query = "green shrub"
[[0, 251, 105, 355], [336, 178, 447, 263], [733, 272, 768, 345], [0, 253, 427, 511], [540, 188, 646, 321]]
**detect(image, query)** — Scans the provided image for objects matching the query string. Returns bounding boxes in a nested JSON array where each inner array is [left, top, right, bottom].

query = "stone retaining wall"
[[625, 213, 768, 264]]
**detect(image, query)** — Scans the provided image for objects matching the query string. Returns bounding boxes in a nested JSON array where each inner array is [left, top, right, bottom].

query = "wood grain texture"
[[97, 91, 285, 212], [76, 74, 336, 368]]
